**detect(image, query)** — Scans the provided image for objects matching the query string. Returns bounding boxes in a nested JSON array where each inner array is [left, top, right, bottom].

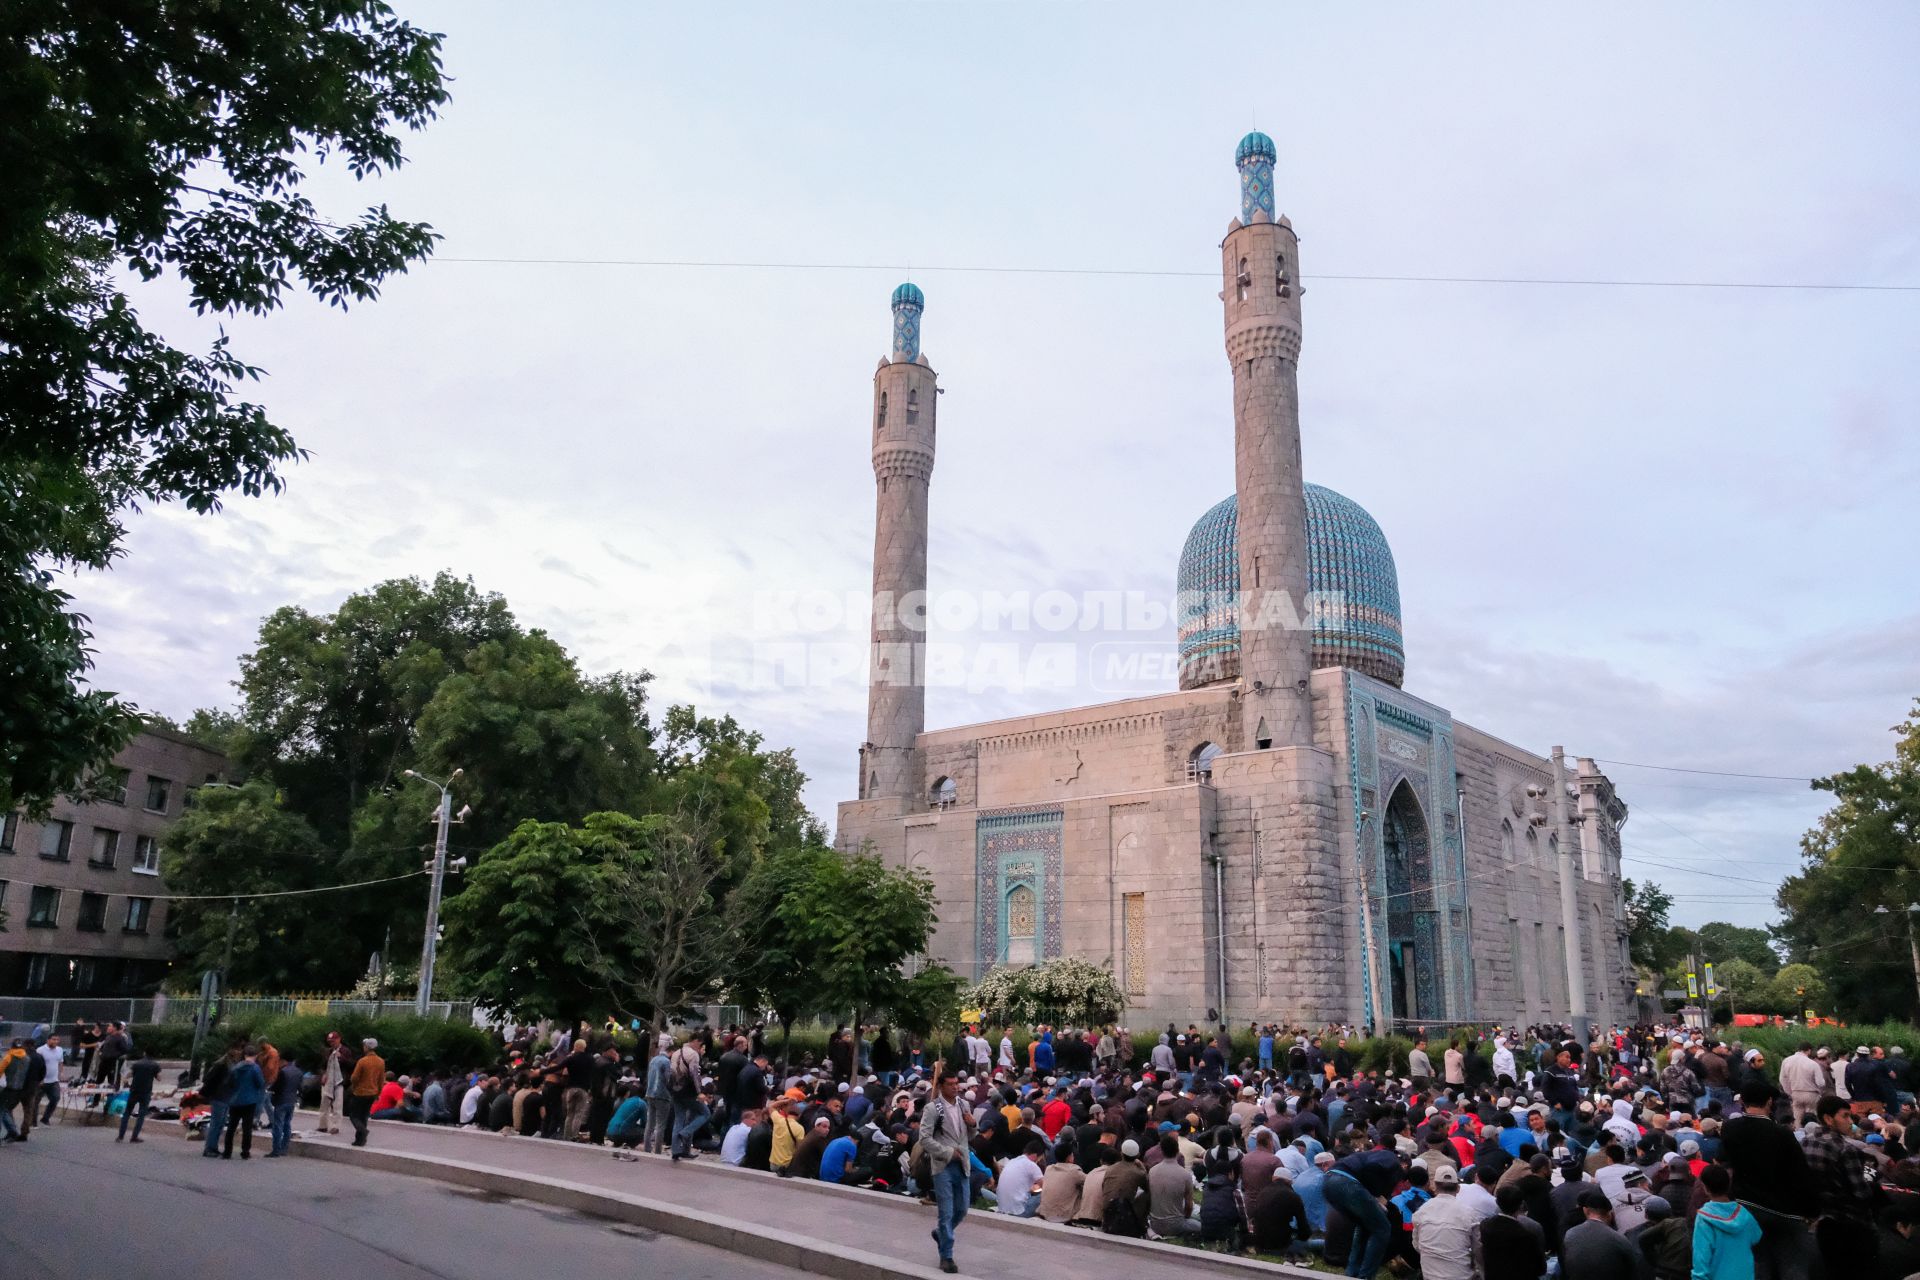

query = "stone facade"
[[834, 136, 1631, 1033], [0, 727, 229, 996]]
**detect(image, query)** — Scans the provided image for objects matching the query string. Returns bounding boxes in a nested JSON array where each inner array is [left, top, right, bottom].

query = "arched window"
[[877, 391, 887, 431], [1524, 825, 1538, 866], [1187, 741, 1222, 782], [1236, 256, 1250, 302], [1500, 819, 1516, 864], [1275, 252, 1290, 298], [930, 776, 957, 809]]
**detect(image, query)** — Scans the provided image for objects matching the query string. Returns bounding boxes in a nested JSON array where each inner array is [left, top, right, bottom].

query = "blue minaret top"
[[890, 282, 923, 362], [1236, 131, 1277, 224]]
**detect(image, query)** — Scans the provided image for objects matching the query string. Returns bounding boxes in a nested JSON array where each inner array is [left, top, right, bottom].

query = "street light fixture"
[[402, 767, 464, 1016]]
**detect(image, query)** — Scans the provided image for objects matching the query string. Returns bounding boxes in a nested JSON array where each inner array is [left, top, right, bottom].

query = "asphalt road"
[[0, 1120, 816, 1280]]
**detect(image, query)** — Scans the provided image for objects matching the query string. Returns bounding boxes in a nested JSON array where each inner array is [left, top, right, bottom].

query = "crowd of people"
[[310, 1016, 1920, 1279], [12, 1013, 1920, 1279]]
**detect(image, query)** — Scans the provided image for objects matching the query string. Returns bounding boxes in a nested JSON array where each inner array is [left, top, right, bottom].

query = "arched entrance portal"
[[1382, 781, 1444, 1022]]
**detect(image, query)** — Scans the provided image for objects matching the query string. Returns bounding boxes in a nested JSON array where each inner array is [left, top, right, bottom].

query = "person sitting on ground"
[[1037, 1138, 1085, 1222], [1146, 1132, 1202, 1238], [995, 1136, 1047, 1217]]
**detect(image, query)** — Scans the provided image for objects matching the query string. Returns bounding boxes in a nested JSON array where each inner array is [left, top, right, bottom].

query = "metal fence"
[[0, 995, 475, 1028]]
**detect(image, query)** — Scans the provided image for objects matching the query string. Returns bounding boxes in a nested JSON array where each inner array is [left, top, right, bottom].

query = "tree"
[[160, 781, 349, 990], [1705, 958, 1768, 1019], [1, 1, 448, 812], [732, 845, 939, 1069], [1623, 879, 1679, 971], [575, 811, 740, 1042], [965, 957, 1127, 1028], [438, 817, 629, 1023], [1693, 922, 1781, 975], [1775, 700, 1920, 1021], [1764, 963, 1828, 1018]]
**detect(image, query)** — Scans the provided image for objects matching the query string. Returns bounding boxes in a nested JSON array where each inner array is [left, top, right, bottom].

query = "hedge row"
[[128, 1015, 496, 1075]]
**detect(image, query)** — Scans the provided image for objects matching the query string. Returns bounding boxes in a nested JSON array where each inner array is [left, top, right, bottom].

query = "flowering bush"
[[965, 957, 1125, 1028]]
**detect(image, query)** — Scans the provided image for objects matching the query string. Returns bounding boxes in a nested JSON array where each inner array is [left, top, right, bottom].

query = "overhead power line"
[[2, 868, 427, 904], [428, 255, 1920, 293], [1593, 757, 1818, 783]]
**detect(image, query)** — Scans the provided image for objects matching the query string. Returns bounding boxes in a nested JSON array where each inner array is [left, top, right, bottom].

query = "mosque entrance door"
[[1382, 781, 1444, 1021]]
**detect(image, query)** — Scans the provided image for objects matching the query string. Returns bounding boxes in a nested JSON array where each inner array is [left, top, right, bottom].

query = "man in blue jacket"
[[221, 1045, 266, 1159]]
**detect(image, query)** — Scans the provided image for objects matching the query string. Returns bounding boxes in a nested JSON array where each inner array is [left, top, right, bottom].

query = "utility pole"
[[1551, 747, 1589, 1048], [403, 768, 463, 1016]]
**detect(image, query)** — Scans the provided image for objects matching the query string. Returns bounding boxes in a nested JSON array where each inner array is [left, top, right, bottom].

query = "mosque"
[[835, 134, 1633, 1034]]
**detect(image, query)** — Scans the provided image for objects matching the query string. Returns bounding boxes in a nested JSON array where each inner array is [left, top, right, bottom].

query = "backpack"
[[1102, 1192, 1145, 1237], [669, 1048, 697, 1098]]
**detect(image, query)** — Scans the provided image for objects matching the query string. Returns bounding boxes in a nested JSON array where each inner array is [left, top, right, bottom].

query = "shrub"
[[245, 1013, 498, 1074]]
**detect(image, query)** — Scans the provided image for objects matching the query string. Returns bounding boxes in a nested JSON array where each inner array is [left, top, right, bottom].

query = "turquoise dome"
[[1236, 131, 1277, 165], [891, 282, 924, 309], [1176, 484, 1406, 689]]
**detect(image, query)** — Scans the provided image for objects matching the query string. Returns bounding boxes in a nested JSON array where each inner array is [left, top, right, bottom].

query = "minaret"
[[861, 283, 937, 807], [1221, 131, 1312, 750]]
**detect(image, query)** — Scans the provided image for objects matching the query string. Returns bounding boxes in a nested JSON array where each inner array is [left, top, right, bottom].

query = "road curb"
[[294, 1142, 947, 1280], [294, 1131, 1323, 1280]]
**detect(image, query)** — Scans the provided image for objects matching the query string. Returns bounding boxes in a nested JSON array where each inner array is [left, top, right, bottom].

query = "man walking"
[[668, 1036, 707, 1161], [267, 1053, 304, 1156], [117, 1045, 163, 1143], [922, 1067, 972, 1275], [35, 1033, 66, 1123], [346, 1038, 384, 1147], [95, 1021, 131, 1088]]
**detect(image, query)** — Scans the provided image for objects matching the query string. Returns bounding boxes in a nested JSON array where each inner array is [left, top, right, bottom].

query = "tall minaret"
[[861, 283, 937, 807], [1222, 132, 1313, 750]]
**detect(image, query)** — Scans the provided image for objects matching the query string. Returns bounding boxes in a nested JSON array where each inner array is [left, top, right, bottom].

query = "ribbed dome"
[[1236, 131, 1277, 165], [891, 282, 924, 309], [1175, 484, 1406, 689]]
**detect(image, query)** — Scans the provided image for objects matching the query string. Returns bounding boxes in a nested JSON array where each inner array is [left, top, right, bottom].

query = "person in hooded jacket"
[[1690, 1164, 1761, 1280]]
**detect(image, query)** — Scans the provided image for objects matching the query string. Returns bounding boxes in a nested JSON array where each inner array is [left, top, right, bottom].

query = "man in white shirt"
[[1455, 1163, 1500, 1221], [998, 1033, 1015, 1072], [1778, 1042, 1824, 1126], [36, 1035, 66, 1123], [995, 1136, 1046, 1217], [1410, 1165, 1477, 1280], [967, 1030, 991, 1077], [459, 1078, 487, 1126]]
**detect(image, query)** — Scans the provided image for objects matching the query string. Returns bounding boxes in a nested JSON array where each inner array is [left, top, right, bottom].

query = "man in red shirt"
[[1039, 1087, 1072, 1140]]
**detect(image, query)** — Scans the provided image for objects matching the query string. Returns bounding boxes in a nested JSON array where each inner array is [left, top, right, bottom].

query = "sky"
[[69, 3, 1920, 931]]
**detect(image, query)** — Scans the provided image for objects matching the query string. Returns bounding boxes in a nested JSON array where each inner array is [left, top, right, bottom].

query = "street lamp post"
[[402, 768, 467, 1016]]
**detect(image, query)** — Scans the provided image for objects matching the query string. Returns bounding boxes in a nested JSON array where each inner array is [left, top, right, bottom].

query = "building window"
[[132, 835, 160, 875], [25, 954, 49, 992], [144, 775, 173, 814], [1, 811, 18, 852], [78, 891, 108, 932], [125, 896, 153, 934], [90, 828, 120, 868], [929, 776, 957, 809], [73, 958, 99, 993], [39, 819, 73, 861], [0, 878, 8, 926], [27, 885, 61, 928], [1187, 741, 1221, 782], [101, 767, 130, 805]]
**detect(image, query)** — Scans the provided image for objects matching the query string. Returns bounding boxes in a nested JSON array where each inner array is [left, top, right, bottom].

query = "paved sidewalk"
[[292, 1120, 1320, 1280]]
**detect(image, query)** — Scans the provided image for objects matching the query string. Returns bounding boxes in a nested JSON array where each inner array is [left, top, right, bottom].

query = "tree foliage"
[[1623, 878, 1679, 971], [731, 845, 939, 1034], [0, 0, 448, 811], [1775, 700, 1920, 1022], [964, 957, 1127, 1028], [160, 781, 350, 989]]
